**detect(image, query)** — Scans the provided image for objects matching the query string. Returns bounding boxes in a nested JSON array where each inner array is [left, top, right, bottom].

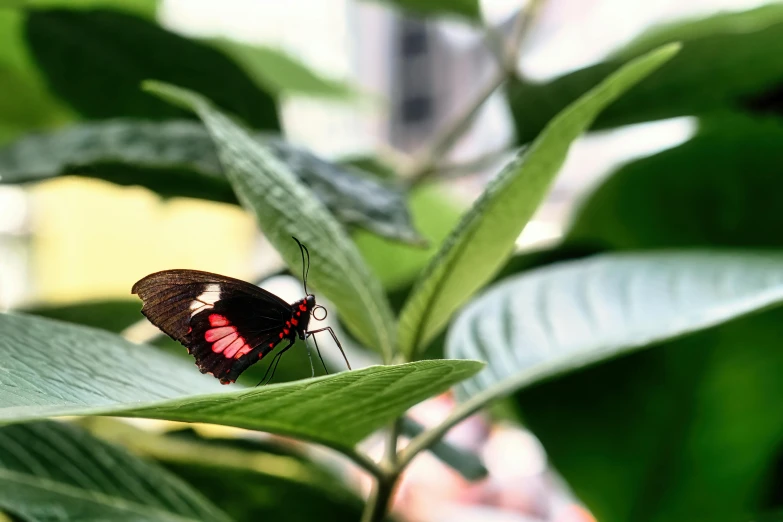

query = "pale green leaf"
[[448, 251, 783, 398], [0, 421, 228, 522], [397, 43, 681, 357], [144, 82, 397, 359], [0, 313, 481, 448]]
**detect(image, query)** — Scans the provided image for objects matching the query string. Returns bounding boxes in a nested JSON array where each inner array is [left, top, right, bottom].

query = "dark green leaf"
[[145, 82, 397, 360], [0, 421, 228, 521], [509, 4, 783, 143], [398, 44, 680, 358], [568, 113, 783, 249], [0, 313, 482, 448], [0, 119, 423, 244], [25, 9, 279, 129], [515, 306, 783, 522], [363, 0, 480, 21]]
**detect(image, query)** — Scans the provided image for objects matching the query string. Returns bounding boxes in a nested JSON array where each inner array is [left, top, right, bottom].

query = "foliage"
[[2, 2, 781, 522]]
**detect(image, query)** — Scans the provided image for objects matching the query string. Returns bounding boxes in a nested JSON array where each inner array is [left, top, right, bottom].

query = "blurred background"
[[2, 0, 783, 521]]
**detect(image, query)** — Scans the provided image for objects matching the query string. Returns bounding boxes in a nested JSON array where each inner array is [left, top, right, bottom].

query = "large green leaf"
[[0, 420, 228, 521], [0, 119, 422, 244], [145, 83, 397, 360], [568, 113, 783, 249], [447, 251, 783, 397], [448, 252, 783, 521], [509, 4, 783, 143], [24, 8, 279, 129], [364, 0, 480, 21], [0, 313, 481, 448], [397, 44, 680, 358]]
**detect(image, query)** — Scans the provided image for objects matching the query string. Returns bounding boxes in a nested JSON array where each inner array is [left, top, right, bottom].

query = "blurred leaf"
[[0, 420, 228, 521], [515, 305, 783, 522], [78, 417, 365, 521], [164, 464, 362, 522], [24, 9, 279, 129], [364, 0, 480, 20], [19, 299, 141, 332], [509, 4, 783, 143], [568, 113, 783, 249], [0, 119, 423, 244], [145, 82, 397, 360], [356, 185, 465, 290], [397, 44, 680, 358], [0, 313, 482, 448], [215, 39, 359, 99], [399, 416, 487, 480], [447, 251, 783, 397], [0, 11, 72, 143]]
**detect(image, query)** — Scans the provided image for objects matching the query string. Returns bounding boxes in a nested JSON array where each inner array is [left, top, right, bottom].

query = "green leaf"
[[514, 302, 783, 522], [80, 418, 365, 522], [509, 4, 783, 143], [214, 39, 359, 99], [24, 9, 279, 129], [0, 119, 423, 244], [568, 113, 783, 249], [397, 43, 680, 358], [145, 82, 397, 360], [0, 313, 482, 448], [0, 421, 228, 521], [363, 0, 480, 21], [447, 251, 783, 397]]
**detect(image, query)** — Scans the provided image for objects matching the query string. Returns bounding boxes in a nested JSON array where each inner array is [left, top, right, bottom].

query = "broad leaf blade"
[[0, 313, 481, 448], [397, 44, 680, 357], [447, 252, 783, 397], [0, 421, 228, 522], [0, 119, 423, 244], [144, 83, 396, 360], [25, 9, 279, 129]]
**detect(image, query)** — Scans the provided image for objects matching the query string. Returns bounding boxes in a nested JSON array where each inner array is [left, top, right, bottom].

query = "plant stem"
[[406, 0, 548, 188], [361, 473, 398, 522]]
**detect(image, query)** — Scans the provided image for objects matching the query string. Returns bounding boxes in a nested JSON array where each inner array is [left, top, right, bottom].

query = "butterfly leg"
[[308, 333, 329, 375], [256, 339, 294, 387], [304, 340, 316, 378], [306, 327, 351, 370]]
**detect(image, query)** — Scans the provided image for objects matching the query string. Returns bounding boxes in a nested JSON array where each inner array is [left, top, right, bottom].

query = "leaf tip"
[[142, 80, 205, 113]]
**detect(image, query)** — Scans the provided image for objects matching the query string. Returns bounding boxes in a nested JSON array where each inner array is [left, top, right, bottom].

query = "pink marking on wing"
[[234, 344, 253, 359], [224, 336, 246, 358], [209, 314, 230, 327], [212, 332, 239, 353], [205, 326, 237, 342]]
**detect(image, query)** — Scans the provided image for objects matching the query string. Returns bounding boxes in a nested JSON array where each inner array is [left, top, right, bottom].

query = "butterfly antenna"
[[292, 236, 310, 294]]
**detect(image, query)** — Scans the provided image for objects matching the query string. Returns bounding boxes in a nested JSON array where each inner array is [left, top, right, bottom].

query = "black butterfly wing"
[[132, 270, 291, 383]]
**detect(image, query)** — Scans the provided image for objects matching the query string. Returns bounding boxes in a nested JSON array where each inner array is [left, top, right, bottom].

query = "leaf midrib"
[[0, 468, 217, 522]]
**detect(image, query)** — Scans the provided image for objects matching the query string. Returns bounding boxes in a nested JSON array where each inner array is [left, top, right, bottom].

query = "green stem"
[[360, 473, 398, 522]]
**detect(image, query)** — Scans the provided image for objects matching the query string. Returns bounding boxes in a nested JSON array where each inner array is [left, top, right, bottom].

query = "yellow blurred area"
[[28, 177, 258, 303]]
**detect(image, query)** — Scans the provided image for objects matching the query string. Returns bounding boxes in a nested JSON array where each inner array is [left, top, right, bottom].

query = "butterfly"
[[132, 237, 350, 385]]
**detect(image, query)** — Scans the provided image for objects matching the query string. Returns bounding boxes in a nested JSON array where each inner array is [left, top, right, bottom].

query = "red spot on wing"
[[224, 336, 246, 358], [283, 328, 290, 335], [212, 332, 239, 353], [268, 342, 274, 348], [279, 332, 284, 339], [299, 304, 307, 311], [209, 314, 230, 327], [205, 326, 237, 342], [291, 318, 298, 326], [296, 311, 301, 316]]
